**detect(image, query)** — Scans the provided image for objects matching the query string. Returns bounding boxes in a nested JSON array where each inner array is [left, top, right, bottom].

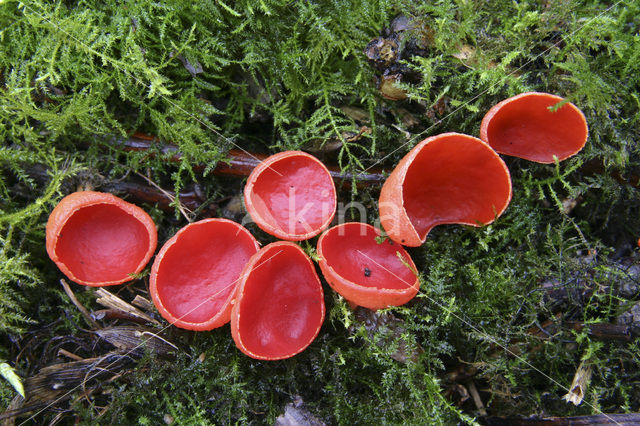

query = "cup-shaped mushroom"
[[46, 191, 157, 287], [379, 133, 512, 247], [231, 242, 325, 360], [244, 151, 337, 241], [149, 219, 260, 331], [317, 223, 420, 310], [480, 92, 588, 163]]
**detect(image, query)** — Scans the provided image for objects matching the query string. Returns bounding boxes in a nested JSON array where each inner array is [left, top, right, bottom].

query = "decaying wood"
[[116, 133, 387, 187], [1, 325, 176, 422], [562, 359, 593, 406], [131, 295, 155, 312], [101, 179, 215, 216], [527, 319, 632, 342], [495, 317, 633, 360], [94, 288, 160, 326], [60, 279, 100, 329], [91, 309, 150, 324], [467, 380, 487, 416], [565, 322, 632, 341], [483, 413, 640, 425], [106, 133, 640, 197], [0, 353, 135, 422]]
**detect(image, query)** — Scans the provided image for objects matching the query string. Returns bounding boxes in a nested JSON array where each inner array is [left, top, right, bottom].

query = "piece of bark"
[[131, 295, 155, 312], [562, 360, 592, 406], [94, 288, 160, 326], [0, 353, 134, 422]]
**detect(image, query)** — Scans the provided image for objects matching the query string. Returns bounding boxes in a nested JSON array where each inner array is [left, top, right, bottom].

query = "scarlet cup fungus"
[[480, 92, 588, 163], [244, 151, 337, 241], [231, 242, 325, 360], [46, 191, 157, 287], [149, 218, 259, 331], [317, 222, 420, 310], [379, 132, 512, 247]]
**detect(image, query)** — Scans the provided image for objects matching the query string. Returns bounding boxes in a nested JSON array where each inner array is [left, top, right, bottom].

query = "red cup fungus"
[[317, 222, 420, 310], [379, 132, 512, 247], [149, 218, 260, 331], [45, 191, 157, 287], [244, 151, 337, 241], [231, 241, 325, 360], [480, 92, 588, 163]]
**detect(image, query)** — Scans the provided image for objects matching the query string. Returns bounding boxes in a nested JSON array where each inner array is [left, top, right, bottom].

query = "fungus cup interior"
[[317, 223, 419, 310], [245, 151, 336, 240], [48, 192, 157, 286], [481, 92, 588, 163], [232, 242, 324, 360], [151, 219, 259, 330], [401, 134, 511, 241]]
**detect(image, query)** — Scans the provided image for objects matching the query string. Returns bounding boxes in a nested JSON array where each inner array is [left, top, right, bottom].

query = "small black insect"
[[364, 267, 371, 277]]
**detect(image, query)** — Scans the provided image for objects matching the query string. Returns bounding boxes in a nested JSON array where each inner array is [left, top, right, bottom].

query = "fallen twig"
[[60, 279, 100, 329], [17, 163, 215, 215], [116, 133, 387, 187], [94, 289, 160, 326], [57, 349, 83, 362], [91, 309, 150, 324]]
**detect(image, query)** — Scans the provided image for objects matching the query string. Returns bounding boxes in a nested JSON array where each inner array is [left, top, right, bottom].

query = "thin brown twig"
[[60, 279, 100, 329], [57, 349, 83, 361]]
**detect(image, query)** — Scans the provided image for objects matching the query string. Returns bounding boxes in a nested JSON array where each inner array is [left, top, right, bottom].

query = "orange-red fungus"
[[46, 191, 157, 287], [480, 92, 588, 163], [244, 151, 337, 241], [231, 242, 325, 360], [317, 222, 420, 310], [379, 132, 512, 247], [149, 218, 259, 331]]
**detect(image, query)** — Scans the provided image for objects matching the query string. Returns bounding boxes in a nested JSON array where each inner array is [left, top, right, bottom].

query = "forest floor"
[[1, 0, 640, 424]]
